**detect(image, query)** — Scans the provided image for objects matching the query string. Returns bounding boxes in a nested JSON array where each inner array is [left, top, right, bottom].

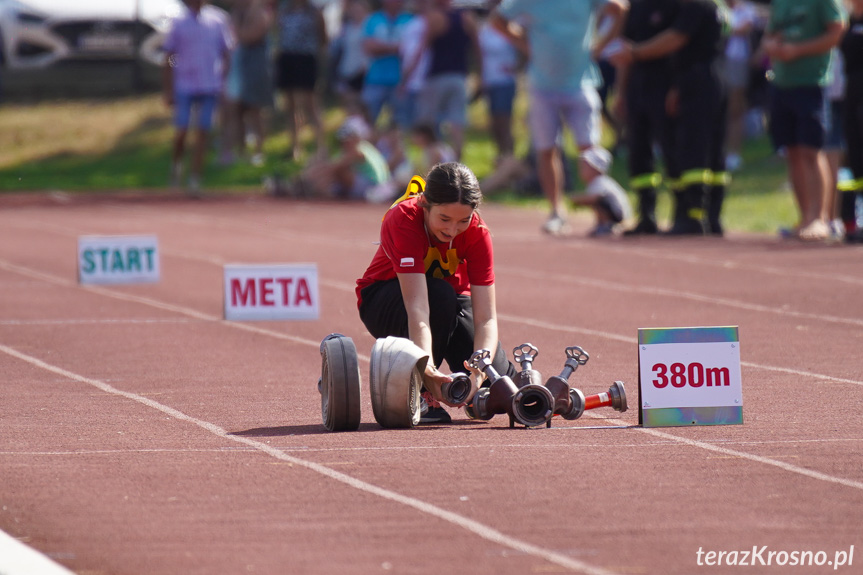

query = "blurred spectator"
[[478, 0, 523, 163], [840, 0, 863, 242], [723, 0, 758, 172], [398, 0, 431, 133], [762, 0, 845, 240], [410, 123, 456, 177], [492, 0, 627, 235], [333, 0, 371, 115], [823, 49, 846, 240], [225, 0, 274, 167], [613, 0, 679, 236], [275, 0, 328, 160], [613, 0, 729, 236], [408, 0, 481, 160], [163, 0, 233, 196], [361, 0, 412, 127], [279, 116, 395, 202]]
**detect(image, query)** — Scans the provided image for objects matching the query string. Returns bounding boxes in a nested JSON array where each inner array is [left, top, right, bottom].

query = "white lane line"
[[496, 312, 863, 387], [1, 257, 859, 387], [0, 318, 192, 326], [5, 216, 862, 328], [0, 529, 75, 575], [3, 437, 861, 457], [0, 258, 371, 361], [497, 265, 863, 328], [0, 343, 618, 575], [494, 233, 863, 287], [584, 413, 863, 491]]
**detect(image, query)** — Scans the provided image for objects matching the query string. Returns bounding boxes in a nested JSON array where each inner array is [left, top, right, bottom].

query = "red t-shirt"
[[356, 197, 495, 307]]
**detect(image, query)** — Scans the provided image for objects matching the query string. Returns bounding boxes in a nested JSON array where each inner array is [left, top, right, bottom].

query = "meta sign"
[[78, 235, 160, 285], [638, 326, 743, 427], [223, 264, 319, 321]]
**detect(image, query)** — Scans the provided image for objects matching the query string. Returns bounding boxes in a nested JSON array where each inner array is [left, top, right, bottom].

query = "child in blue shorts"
[[163, 0, 232, 196]]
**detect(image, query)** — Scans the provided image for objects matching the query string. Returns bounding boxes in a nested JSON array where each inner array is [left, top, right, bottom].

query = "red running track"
[[1, 194, 862, 575]]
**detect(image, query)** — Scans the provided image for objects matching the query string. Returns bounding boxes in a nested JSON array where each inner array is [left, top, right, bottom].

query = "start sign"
[[78, 235, 160, 285], [638, 326, 743, 427], [223, 263, 320, 321]]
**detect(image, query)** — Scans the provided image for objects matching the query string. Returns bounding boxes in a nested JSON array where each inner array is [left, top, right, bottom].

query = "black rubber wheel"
[[320, 335, 361, 432]]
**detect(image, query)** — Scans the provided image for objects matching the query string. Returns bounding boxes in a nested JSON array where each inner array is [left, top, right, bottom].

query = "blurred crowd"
[[162, 0, 863, 243]]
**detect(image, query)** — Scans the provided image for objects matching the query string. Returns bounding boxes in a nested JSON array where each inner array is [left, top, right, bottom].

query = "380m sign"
[[652, 362, 731, 388]]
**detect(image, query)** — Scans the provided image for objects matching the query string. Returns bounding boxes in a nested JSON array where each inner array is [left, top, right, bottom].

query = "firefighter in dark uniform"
[[615, 0, 680, 235], [612, 0, 729, 235]]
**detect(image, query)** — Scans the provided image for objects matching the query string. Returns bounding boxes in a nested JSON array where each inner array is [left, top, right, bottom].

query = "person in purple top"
[[163, 0, 233, 196]]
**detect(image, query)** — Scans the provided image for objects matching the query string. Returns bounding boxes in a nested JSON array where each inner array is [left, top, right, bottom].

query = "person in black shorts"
[[275, 0, 327, 160]]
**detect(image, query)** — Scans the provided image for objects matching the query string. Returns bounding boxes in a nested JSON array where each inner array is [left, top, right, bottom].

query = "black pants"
[[359, 277, 515, 378], [626, 65, 678, 222]]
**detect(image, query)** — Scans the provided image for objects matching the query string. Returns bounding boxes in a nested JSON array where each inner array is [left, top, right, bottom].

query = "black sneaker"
[[419, 392, 452, 424], [664, 217, 706, 236], [623, 219, 658, 236]]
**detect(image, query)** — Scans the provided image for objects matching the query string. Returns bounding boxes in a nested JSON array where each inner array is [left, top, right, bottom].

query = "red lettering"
[[277, 278, 294, 305], [295, 277, 312, 306], [688, 362, 704, 387], [706, 366, 731, 387], [652, 363, 668, 388], [260, 278, 275, 306], [230, 278, 256, 306], [670, 363, 686, 387]]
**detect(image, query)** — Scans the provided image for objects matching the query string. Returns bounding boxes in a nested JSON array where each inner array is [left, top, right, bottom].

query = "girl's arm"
[[469, 284, 498, 356], [397, 272, 455, 403]]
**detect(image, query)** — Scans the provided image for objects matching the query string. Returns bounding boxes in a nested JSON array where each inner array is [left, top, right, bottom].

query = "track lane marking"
[[583, 413, 863, 491], [0, 343, 618, 575], [4, 215, 863, 326], [3, 437, 861, 457], [2, 259, 863, 500], [0, 529, 75, 575], [5, 257, 859, 387]]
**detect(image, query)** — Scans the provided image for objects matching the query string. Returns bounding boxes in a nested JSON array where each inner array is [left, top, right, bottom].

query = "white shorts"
[[528, 86, 602, 151]]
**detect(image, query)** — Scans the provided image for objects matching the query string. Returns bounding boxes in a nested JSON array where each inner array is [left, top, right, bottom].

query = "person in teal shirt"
[[762, 0, 846, 241], [492, 0, 629, 236]]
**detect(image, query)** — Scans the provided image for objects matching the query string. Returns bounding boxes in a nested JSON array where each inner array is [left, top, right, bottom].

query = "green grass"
[[0, 92, 795, 234]]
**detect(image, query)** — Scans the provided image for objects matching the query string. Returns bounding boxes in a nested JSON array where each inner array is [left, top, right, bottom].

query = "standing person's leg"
[[487, 81, 516, 161], [624, 74, 660, 234], [706, 82, 729, 236], [299, 88, 326, 160], [528, 89, 567, 233], [842, 86, 863, 237], [171, 92, 194, 187], [188, 93, 218, 195]]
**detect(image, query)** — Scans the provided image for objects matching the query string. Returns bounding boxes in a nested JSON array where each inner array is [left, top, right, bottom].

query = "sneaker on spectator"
[[169, 162, 183, 189], [828, 219, 846, 243], [419, 391, 452, 424], [542, 214, 569, 235], [798, 219, 830, 241], [588, 222, 614, 237], [187, 175, 202, 199]]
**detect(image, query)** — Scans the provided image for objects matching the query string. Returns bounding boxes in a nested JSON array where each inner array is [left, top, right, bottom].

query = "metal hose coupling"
[[468, 349, 553, 428]]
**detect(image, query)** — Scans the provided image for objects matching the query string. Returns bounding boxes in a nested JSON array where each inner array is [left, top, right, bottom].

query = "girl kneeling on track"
[[355, 162, 516, 424]]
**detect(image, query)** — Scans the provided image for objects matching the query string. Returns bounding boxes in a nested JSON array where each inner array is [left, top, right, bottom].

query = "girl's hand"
[[423, 364, 459, 407]]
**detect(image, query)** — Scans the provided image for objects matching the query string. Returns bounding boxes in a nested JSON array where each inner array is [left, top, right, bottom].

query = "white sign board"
[[78, 235, 160, 285], [638, 327, 743, 427], [223, 264, 320, 321]]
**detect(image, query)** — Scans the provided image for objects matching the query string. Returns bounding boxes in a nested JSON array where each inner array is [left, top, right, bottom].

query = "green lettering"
[[144, 248, 156, 271], [111, 249, 125, 272], [99, 248, 110, 271], [81, 249, 96, 274], [126, 248, 141, 272]]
